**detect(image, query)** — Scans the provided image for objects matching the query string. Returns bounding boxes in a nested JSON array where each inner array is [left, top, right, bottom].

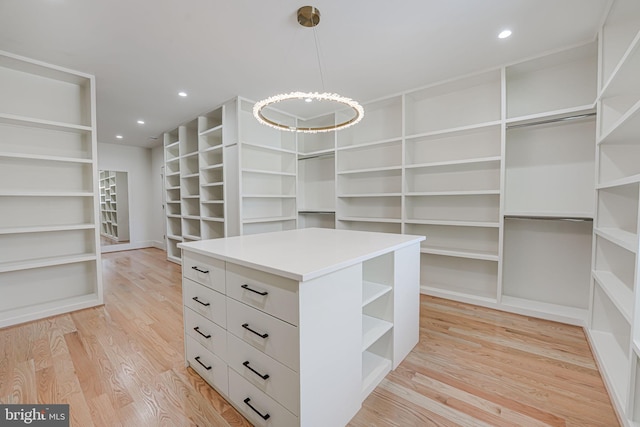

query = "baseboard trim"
[[101, 241, 156, 253]]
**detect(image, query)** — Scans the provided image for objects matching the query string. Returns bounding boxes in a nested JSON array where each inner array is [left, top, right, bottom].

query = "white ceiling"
[[0, 0, 610, 148]]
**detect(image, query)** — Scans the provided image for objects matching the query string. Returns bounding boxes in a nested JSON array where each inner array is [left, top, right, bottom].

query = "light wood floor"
[[0, 248, 620, 426]]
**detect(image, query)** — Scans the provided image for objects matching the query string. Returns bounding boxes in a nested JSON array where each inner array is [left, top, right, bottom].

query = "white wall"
[[97, 142, 162, 251]]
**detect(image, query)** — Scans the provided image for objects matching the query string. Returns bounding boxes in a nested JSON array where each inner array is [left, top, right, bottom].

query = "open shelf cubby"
[[405, 70, 501, 135], [421, 253, 498, 302], [506, 42, 597, 119], [338, 96, 402, 147], [502, 218, 592, 320], [589, 283, 632, 407]]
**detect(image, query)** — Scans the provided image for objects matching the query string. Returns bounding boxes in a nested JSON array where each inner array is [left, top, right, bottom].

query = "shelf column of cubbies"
[[0, 50, 102, 327], [402, 70, 503, 303], [237, 98, 298, 235]]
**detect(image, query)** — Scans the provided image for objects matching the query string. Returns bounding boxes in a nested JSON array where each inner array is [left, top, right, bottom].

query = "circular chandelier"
[[253, 6, 364, 133], [253, 91, 364, 133]]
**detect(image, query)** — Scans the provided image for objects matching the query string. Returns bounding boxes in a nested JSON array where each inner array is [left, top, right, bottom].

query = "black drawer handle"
[[242, 323, 269, 339], [243, 361, 270, 380], [241, 283, 268, 296], [192, 296, 210, 307], [194, 326, 211, 339], [194, 356, 212, 370], [243, 397, 270, 420], [192, 266, 210, 274]]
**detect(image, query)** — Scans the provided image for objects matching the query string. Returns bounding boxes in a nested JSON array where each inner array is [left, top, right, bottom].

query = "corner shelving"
[[0, 50, 102, 328]]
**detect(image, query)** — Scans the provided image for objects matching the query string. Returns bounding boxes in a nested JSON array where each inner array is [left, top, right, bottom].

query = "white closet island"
[[178, 228, 424, 427]]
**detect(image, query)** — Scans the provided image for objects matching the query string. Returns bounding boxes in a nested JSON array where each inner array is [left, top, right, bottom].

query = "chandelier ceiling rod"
[[253, 6, 364, 133]]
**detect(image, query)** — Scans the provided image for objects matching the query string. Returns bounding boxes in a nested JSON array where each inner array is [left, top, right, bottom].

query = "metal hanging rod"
[[298, 152, 335, 161], [298, 210, 336, 215], [504, 215, 593, 222], [506, 112, 596, 130]]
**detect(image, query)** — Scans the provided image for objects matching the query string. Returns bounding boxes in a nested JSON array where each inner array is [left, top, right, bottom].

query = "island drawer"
[[227, 297, 299, 372], [183, 278, 226, 328], [226, 263, 299, 326], [183, 252, 225, 293], [184, 306, 228, 361], [227, 333, 299, 415]]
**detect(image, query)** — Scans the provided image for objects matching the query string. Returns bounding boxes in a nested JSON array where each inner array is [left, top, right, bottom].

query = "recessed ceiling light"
[[116, 135, 123, 139], [304, 98, 313, 103], [498, 29, 512, 39], [178, 91, 188, 97], [137, 120, 145, 124]]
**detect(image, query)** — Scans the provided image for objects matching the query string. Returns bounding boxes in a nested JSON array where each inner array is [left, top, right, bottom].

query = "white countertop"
[[178, 228, 425, 281]]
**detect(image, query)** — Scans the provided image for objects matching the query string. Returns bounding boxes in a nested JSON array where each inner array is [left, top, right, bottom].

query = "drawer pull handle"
[[194, 326, 211, 339], [194, 356, 212, 370], [191, 266, 210, 274], [241, 284, 268, 296], [243, 361, 270, 380], [242, 323, 269, 339], [243, 397, 270, 420], [192, 297, 210, 307]]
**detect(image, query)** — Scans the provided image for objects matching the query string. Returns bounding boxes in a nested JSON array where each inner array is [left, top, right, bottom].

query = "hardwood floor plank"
[[391, 367, 556, 427], [35, 365, 56, 404], [3, 360, 37, 404], [89, 393, 123, 427], [155, 369, 233, 427], [69, 313, 134, 409], [0, 248, 620, 426], [65, 331, 105, 400], [65, 391, 95, 427], [418, 328, 610, 405]]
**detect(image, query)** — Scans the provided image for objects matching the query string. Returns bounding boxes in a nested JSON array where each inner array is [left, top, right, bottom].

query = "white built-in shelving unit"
[[587, 1, 640, 425], [163, 105, 233, 264], [502, 41, 597, 325], [99, 170, 129, 242], [0, 50, 102, 327], [405, 70, 503, 303], [238, 98, 298, 236], [336, 96, 403, 234], [163, 97, 302, 263], [325, 41, 598, 328], [199, 110, 226, 241]]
